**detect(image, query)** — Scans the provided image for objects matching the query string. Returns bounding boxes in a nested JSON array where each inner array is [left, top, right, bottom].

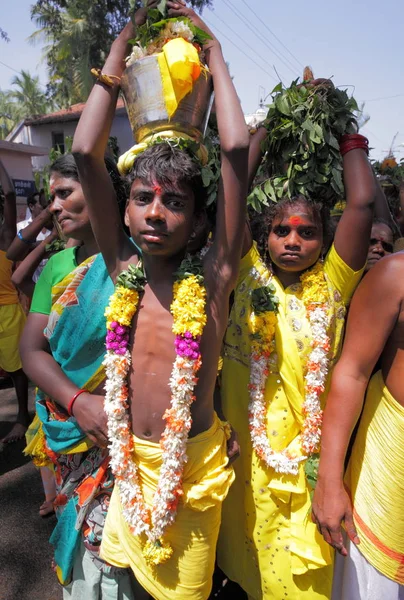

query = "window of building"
[[52, 131, 65, 154]]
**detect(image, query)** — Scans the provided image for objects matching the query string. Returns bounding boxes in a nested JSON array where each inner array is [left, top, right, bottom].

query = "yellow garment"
[[0, 250, 18, 305], [157, 37, 201, 119], [218, 242, 364, 600], [346, 371, 404, 584], [117, 129, 208, 176], [101, 413, 234, 600], [24, 413, 52, 467], [0, 302, 26, 372]]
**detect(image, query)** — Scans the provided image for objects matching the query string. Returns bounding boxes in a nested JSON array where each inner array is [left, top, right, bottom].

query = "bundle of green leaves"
[[249, 80, 359, 212], [45, 238, 66, 254]]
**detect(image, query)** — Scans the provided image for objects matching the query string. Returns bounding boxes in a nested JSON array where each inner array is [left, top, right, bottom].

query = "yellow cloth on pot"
[[157, 37, 202, 119], [117, 129, 208, 175]]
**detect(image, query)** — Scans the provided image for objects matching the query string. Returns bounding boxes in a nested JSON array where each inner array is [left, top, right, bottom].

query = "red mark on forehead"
[[288, 215, 304, 226], [50, 185, 55, 194], [152, 182, 162, 195]]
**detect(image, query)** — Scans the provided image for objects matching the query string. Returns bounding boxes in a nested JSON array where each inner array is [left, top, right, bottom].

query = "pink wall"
[[0, 149, 36, 221]]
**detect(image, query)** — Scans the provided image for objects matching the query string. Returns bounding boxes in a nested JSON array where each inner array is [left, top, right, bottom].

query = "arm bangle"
[[67, 389, 89, 417], [90, 68, 121, 88], [17, 230, 37, 245]]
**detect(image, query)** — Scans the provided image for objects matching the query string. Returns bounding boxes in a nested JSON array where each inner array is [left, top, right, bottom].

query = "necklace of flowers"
[[248, 259, 330, 476], [103, 255, 206, 566]]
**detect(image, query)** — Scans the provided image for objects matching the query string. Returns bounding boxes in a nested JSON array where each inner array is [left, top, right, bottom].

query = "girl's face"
[[48, 172, 92, 240], [267, 203, 323, 275]]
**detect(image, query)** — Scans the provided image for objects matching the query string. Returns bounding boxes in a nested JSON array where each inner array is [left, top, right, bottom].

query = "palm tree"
[[29, 3, 92, 106], [0, 89, 17, 139], [9, 70, 50, 119]]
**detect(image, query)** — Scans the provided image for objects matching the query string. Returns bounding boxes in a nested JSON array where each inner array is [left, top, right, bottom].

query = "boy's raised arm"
[[168, 2, 250, 287], [72, 2, 159, 279]]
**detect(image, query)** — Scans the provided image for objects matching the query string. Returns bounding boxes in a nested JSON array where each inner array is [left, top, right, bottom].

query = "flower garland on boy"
[[103, 255, 206, 566], [248, 258, 330, 476]]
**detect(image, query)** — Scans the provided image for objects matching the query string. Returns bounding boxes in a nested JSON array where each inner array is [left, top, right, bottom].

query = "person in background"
[[8, 194, 52, 284], [364, 217, 394, 273], [0, 158, 29, 443]]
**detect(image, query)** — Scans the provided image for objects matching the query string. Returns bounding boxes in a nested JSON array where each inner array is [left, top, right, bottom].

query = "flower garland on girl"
[[248, 259, 330, 476], [103, 255, 206, 566]]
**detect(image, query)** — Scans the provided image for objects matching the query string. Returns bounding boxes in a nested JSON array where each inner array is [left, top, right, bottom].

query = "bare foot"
[[39, 499, 55, 518], [1, 422, 28, 444]]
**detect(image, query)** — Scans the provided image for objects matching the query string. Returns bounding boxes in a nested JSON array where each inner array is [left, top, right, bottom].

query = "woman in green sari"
[[21, 153, 135, 598]]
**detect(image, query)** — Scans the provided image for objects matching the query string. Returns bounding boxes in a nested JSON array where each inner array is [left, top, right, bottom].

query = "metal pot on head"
[[120, 55, 214, 144]]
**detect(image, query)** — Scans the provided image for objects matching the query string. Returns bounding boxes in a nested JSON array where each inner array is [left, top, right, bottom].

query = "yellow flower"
[[300, 262, 328, 306], [105, 286, 139, 327], [251, 311, 277, 354], [171, 275, 207, 337], [143, 539, 173, 566]]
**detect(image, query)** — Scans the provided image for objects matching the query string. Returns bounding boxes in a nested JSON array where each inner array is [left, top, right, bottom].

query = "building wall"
[[0, 149, 37, 220], [12, 114, 134, 171]]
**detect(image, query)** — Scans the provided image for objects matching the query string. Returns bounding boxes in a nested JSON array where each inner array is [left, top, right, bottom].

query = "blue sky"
[[1, 0, 403, 160]]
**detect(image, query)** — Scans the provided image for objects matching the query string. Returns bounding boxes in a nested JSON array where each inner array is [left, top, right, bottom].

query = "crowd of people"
[[1, 1, 403, 599]]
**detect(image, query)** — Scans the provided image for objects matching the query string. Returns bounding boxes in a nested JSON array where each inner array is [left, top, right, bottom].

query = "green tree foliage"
[[29, 0, 212, 107], [0, 72, 53, 139], [9, 70, 51, 120], [0, 90, 16, 140]]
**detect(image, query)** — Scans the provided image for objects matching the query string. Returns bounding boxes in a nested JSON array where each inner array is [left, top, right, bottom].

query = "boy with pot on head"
[[69, 1, 249, 598]]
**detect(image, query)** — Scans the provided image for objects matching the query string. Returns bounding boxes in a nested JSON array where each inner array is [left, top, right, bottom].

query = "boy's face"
[[126, 178, 196, 257], [268, 203, 323, 275]]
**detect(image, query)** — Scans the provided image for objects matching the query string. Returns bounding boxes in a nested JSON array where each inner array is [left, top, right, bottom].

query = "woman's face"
[[365, 223, 394, 272], [267, 203, 324, 275], [48, 172, 92, 239]]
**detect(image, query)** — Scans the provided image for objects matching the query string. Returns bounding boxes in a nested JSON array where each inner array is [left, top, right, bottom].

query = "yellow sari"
[[217, 243, 363, 600]]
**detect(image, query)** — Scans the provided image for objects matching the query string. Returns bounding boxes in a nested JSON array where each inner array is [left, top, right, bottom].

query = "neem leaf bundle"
[[249, 78, 359, 211]]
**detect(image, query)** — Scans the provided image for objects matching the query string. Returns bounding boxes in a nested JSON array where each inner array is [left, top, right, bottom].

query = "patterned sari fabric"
[[33, 253, 115, 585]]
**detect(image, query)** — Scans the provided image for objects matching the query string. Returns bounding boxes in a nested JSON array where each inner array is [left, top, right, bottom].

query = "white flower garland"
[[248, 260, 331, 475]]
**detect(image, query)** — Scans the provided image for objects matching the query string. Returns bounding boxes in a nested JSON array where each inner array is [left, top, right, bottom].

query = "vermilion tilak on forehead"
[[288, 215, 305, 226], [152, 182, 162, 195]]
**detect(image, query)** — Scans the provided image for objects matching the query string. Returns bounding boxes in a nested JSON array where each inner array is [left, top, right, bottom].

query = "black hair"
[[372, 217, 397, 241], [50, 153, 129, 227], [126, 143, 207, 214], [27, 192, 39, 207], [251, 194, 333, 260]]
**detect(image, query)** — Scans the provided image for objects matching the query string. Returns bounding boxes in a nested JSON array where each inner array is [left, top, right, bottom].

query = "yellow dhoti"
[[101, 413, 234, 600], [346, 371, 404, 584]]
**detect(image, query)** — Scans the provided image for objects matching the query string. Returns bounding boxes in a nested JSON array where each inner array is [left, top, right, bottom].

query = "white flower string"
[[248, 259, 331, 476], [103, 256, 206, 566]]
